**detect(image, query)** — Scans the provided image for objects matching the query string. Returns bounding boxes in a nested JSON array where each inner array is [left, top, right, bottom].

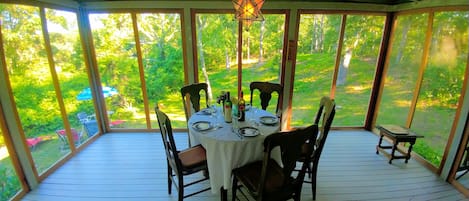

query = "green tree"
[[138, 13, 184, 102]]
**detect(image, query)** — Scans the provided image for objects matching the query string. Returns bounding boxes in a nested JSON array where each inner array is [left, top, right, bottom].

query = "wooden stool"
[[376, 125, 423, 164]]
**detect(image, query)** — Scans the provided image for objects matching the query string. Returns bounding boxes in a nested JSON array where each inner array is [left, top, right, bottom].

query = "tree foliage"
[[0, 3, 468, 169]]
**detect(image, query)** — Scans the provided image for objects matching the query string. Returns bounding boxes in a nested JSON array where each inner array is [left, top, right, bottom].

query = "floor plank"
[[21, 131, 467, 201]]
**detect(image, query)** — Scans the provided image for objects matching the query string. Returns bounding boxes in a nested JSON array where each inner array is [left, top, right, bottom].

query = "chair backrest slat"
[[181, 83, 209, 121], [249, 81, 283, 114], [155, 106, 183, 171]]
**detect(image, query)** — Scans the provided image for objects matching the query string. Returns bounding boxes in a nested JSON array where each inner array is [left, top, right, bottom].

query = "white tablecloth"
[[188, 107, 279, 193]]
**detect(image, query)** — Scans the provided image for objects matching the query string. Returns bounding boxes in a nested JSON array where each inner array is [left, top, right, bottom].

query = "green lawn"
[[0, 134, 64, 200]]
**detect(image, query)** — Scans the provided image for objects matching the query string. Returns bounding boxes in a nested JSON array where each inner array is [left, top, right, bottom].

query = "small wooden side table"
[[376, 125, 423, 164]]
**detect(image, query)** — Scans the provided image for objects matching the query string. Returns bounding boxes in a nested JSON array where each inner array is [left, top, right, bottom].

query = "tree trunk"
[[314, 16, 320, 52], [232, 24, 237, 69], [310, 17, 316, 54], [259, 20, 265, 63], [225, 49, 230, 69], [247, 33, 251, 61], [396, 21, 410, 63], [319, 15, 325, 52], [337, 49, 352, 85], [431, 24, 442, 56], [196, 16, 213, 101]]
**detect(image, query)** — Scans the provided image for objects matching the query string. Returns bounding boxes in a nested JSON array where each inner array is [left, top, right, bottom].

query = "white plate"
[[192, 121, 212, 131], [199, 108, 214, 115], [259, 116, 278, 125], [239, 127, 260, 137]]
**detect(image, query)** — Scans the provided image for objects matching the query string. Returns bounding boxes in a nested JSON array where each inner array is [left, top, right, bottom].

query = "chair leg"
[[312, 164, 318, 200], [178, 175, 184, 201], [307, 162, 312, 178], [294, 193, 301, 201], [231, 176, 238, 201], [167, 162, 172, 195]]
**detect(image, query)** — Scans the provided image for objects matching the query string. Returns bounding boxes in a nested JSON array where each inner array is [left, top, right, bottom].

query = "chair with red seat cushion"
[[109, 120, 125, 127], [155, 106, 210, 201], [26, 137, 42, 150], [231, 124, 318, 201], [56, 128, 82, 150]]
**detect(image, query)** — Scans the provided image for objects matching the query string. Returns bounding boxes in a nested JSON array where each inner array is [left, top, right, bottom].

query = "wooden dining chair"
[[249, 81, 283, 114], [231, 124, 319, 201], [155, 106, 210, 201], [181, 83, 209, 121], [300, 96, 336, 200]]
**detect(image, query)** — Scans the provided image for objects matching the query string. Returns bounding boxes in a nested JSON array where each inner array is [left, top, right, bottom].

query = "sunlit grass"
[[345, 85, 371, 94], [394, 100, 411, 107]]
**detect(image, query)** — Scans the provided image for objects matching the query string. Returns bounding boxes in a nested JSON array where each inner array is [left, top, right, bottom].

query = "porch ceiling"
[[74, 0, 421, 6]]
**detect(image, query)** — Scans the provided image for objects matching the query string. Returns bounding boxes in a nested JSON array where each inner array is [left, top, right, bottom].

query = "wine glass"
[[232, 114, 239, 131], [210, 104, 220, 128]]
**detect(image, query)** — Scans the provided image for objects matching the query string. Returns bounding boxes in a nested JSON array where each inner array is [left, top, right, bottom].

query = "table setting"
[[189, 104, 279, 141], [188, 102, 280, 195]]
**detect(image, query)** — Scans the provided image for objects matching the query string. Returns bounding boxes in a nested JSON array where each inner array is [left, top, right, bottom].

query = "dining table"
[[188, 105, 280, 200]]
